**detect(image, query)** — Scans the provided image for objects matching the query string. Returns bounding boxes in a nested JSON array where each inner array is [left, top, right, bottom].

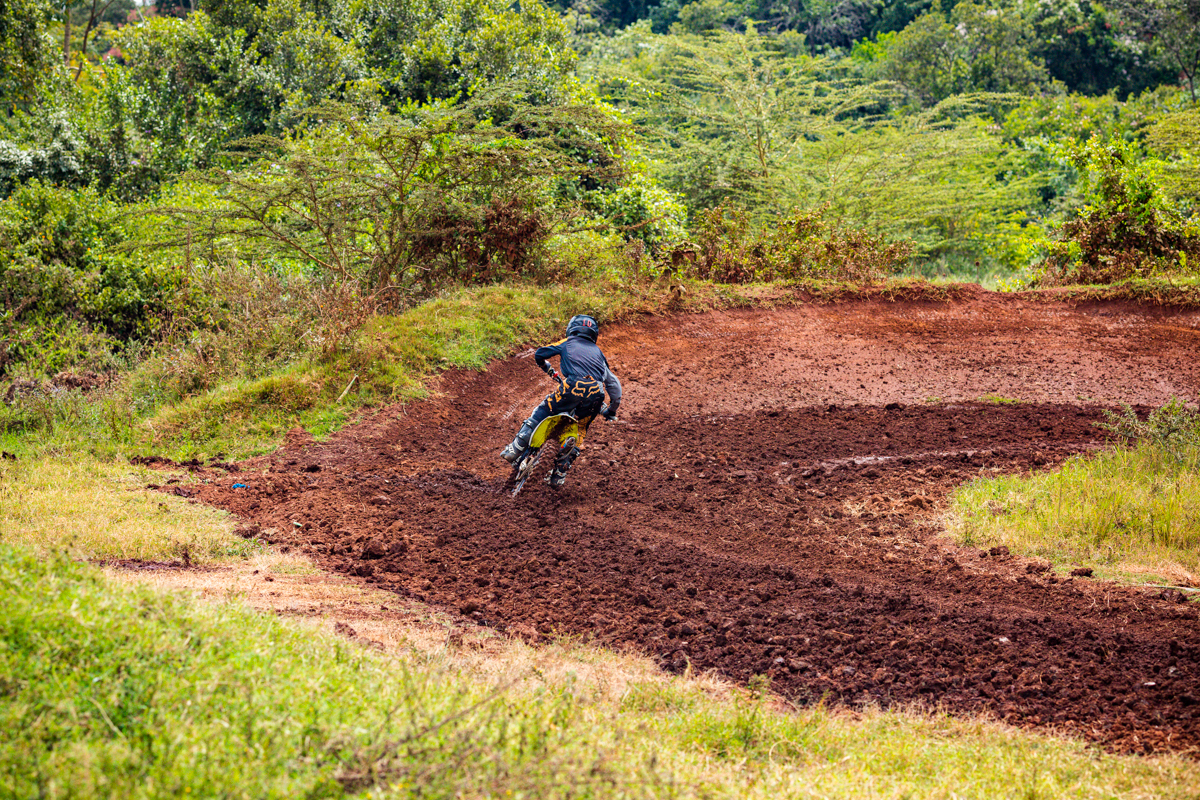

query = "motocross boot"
[[501, 419, 537, 463], [546, 438, 580, 487]]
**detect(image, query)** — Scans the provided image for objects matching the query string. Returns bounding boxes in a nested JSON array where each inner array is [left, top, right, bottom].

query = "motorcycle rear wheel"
[[508, 439, 562, 497]]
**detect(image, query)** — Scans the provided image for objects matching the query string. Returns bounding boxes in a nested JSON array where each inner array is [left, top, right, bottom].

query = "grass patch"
[[5, 543, 1200, 799], [979, 394, 1023, 405], [0, 454, 256, 563], [1022, 276, 1200, 307], [141, 282, 660, 459], [949, 439, 1200, 585]]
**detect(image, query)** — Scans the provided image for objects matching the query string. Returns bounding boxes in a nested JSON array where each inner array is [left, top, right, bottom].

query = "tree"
[[879, 0, 1047, 105], [65, 0, 138, 80], [601, 29, 894, 212], [1147, 108, 1200, 205], [1110, 0, 1200, 105], [0, 0, 56, 111], [1028, 1, 1174, 98], [156, 94, 627, 302]]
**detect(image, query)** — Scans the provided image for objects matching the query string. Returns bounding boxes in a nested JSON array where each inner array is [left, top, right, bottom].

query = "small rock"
[[1070, 567, 1094, 578], [988, 545, 1011, 557]]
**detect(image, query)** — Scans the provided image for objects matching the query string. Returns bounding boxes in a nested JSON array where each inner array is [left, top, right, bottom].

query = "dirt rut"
[[192, 294, 1200, 754]]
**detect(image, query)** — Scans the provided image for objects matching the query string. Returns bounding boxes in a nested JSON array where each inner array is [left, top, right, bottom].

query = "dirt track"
[[192, 291, 1200, 753]]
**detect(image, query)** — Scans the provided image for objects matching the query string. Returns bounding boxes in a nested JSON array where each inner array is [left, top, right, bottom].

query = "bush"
[[0, 112, 83, 198], [164, 95, 627, 305], [688, 203, 914, 284], [1099, 398, 1200, 467], [1036, 137, 1200, 286], [586, 172, 688, 253], [0, 181, 179, 378]]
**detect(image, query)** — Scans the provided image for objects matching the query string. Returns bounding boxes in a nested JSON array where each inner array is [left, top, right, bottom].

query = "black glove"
[[543, 363, 561, 382], [601, 401, 619, 420]]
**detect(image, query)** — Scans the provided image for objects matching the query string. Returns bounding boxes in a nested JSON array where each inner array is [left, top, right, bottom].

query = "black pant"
[[527, 377, 605, 431]]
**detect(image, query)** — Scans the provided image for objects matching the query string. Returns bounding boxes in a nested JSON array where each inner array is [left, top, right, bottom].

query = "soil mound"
[[193, 297, 1200, 753]]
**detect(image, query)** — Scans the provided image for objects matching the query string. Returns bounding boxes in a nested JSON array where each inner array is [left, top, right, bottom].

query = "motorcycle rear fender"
[[529, 413, 585, 450]]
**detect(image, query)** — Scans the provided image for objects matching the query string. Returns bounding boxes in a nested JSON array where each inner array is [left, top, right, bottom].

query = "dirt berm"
[[193, 291, 1200, 754]]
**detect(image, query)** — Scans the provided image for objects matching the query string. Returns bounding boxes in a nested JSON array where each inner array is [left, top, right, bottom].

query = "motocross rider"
[[500, 314, 622, 487]]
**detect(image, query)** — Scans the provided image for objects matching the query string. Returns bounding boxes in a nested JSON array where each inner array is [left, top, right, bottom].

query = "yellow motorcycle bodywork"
[[529, 413, 586, 451]]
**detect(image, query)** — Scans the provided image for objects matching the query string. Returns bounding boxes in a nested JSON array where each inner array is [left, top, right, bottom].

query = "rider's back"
[[535, 336, 611, 383]]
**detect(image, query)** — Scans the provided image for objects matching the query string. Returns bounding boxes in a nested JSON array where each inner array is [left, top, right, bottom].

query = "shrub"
[[1036, 136, 1200, 286], [1098, 398, 1200, 467], [0, 181, 179, 378], [688, 203, 914, 284]]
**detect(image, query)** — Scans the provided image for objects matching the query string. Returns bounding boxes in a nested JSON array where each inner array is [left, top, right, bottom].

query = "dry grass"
[[0, 456, 256, 562]]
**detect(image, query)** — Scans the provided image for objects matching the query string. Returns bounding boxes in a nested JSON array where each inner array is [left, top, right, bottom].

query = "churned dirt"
[[186, 290, 1200, 754]]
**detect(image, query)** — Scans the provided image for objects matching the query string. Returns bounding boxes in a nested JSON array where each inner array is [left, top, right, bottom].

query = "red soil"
[[191, 293, 1200, 754]]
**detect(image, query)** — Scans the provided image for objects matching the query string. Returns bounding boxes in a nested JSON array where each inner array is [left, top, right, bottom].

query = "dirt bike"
[[507, 412, 587, 497], [507, 373, 609, 498]]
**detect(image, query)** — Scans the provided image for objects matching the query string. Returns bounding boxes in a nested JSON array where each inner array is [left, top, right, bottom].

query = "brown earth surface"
[[189, 292, 1200, 754]]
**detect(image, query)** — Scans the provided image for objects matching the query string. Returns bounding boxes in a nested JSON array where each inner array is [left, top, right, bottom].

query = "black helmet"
[[566, 314, 599, 342]]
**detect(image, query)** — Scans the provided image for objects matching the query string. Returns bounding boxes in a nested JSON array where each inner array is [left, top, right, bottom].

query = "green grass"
[[4, 543, 1199, 799], [1022, 276, 1200, 306], [950, 440, 1200, 584], [979, 394, 1023, 405]]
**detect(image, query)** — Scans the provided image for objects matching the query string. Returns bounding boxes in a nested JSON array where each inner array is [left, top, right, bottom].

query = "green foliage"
[[1029, 1, 1174, 98], [363, 0, 578, 103], [586, 170, 687, 251], [875, 1, 1047, 106], [1148, 108, 1200, 206], [1036, 136, 1200, 286], [0, 0, 57, 112], [0, 112, 83, 197], [0, 181, 179, 377], [688, 203, 913, 284], [1108, 0, 1200, 105], [601, 28, 895, 213], [159, 94, 625, 303], [810, 102, 1039, 259]]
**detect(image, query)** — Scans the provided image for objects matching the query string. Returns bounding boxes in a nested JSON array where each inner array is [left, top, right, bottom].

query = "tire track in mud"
[[191, 296, 1200, 754]]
